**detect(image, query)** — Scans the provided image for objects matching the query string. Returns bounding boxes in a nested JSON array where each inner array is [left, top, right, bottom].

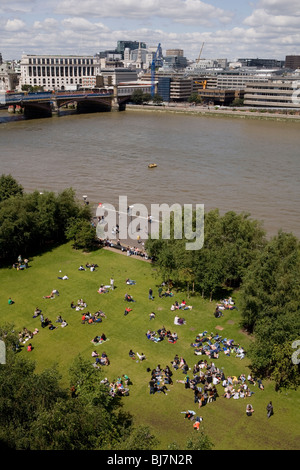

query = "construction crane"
[[151, 43, 161, 97], [195, 80, 207, 89], [196, 42, 205, 64]]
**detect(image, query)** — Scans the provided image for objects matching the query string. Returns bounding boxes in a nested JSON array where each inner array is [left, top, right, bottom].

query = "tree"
[[0, 174, 23, 203], [152, 93, 163, 105], [0, 185, 93, 262], [65, 217, 96, 250], [131, 89, 144, 105], [230, 98, 244, 107], [142, 92, 152, 104], [146, 208, 265, 300], [185, 430, 214, 450], [0, 350, 141, 450], [188, 93, 202, 105], [239, 231, 300, 385], [114, 425, 159, 450]]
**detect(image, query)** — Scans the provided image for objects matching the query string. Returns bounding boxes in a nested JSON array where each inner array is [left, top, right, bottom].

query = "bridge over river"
[[0, 89, 130, 118]]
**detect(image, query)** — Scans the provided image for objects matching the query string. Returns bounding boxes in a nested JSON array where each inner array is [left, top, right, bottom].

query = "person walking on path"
[[266, 401, 274, 418]]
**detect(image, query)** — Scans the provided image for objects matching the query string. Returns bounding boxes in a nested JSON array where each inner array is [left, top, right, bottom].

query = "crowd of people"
[[100, 375, 130, 397], [92, 350, 110, 367], [171, 300, 192, 311], [12, 254, 29, 270], [9, 253, 273, 433], [190, 331, 246, 360], [149, 364, 173, 394], [18, 326, 39, 345], [146, 327, 178, 343]]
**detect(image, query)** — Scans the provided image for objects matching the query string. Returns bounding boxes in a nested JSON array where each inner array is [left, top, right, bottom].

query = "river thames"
[[0, 108, 299, 238]]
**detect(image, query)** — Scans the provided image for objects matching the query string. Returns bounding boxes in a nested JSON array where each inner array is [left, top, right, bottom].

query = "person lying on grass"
[[43, 289, 59, 299]]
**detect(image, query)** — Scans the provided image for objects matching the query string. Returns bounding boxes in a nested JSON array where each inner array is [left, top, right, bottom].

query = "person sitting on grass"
[[8, 297, 15, 305], [33, 307, 41, 318], [124, 293, 135, 302], [174, 315, 186, 325], [126, 279, 136, 285], [98, 285, 108, 294], [100, 352, 109, 365], [149, 312, 156, 320], [61, 319, 68, 327], [124, 307, 132, 316], [129, 349, 135, 359], [91, 336, 100, 344]]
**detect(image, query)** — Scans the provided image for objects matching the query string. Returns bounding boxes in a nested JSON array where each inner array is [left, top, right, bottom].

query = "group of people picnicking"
[[149, 364, 173, 395], [100, 375, 131, 397], [92, 350, 110, 367], [12, 254, 29, 270], [146, 326, 178, 344], [190, 330, 246, 360], [171, 300, 193, 311], [78, 262, 98, 271], [214, 297, 237, 318]]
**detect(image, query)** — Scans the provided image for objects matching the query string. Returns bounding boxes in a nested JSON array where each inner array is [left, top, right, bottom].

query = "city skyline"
[[1, 0, 300, 61]]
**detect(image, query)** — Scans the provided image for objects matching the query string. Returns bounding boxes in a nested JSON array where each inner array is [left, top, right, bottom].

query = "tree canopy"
[[239, 231, 300, 388], [0, 177, 95, 263]]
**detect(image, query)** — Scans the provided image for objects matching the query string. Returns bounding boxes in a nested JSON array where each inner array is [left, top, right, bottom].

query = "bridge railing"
[[0, 90, 113, 106]]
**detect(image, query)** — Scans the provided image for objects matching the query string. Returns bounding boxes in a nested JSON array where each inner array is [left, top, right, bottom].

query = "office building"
[[244, 79, 300, 108], [285, 56, 300, 70], [20, 54, 100, 90]]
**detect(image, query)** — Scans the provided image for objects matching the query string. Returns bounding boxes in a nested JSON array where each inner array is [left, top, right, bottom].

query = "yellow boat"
[[148, 163, 157, 168]]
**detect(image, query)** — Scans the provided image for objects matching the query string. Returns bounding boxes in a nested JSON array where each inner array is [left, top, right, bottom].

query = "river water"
[[0, 108, 299, 238]]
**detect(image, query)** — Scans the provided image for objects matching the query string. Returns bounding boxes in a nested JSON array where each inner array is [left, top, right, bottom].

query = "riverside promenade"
[[127, 103, 300, 122]]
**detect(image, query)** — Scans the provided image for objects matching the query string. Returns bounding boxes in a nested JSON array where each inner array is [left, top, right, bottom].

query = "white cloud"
[[33, 18, 59, 30], [56, 0, 233, 26], [0, 1, 36, 14], [62, 17, 109, 32], [255, 0, 300, 16], [4, 19, 26, 31], [1, 0, 300, 60]]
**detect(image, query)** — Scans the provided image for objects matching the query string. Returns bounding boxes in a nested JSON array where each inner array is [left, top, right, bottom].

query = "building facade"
[[0, 61, 19, 91], [244, 79, 300, 108], [285, 56, 300, 70], [20, 54, 100, 90]]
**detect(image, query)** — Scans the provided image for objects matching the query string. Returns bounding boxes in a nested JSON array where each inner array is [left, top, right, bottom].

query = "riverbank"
[[126, 103, 300, 122]]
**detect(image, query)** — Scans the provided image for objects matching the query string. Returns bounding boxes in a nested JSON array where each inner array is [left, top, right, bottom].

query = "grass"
[[1, 242, 299, 450]]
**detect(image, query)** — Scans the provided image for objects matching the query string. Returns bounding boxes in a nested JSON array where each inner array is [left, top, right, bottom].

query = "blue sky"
[[1, 0, 300, 61]]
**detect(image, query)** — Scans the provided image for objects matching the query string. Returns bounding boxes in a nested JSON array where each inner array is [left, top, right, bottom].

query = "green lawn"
[[1, 242, 299, 450]]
